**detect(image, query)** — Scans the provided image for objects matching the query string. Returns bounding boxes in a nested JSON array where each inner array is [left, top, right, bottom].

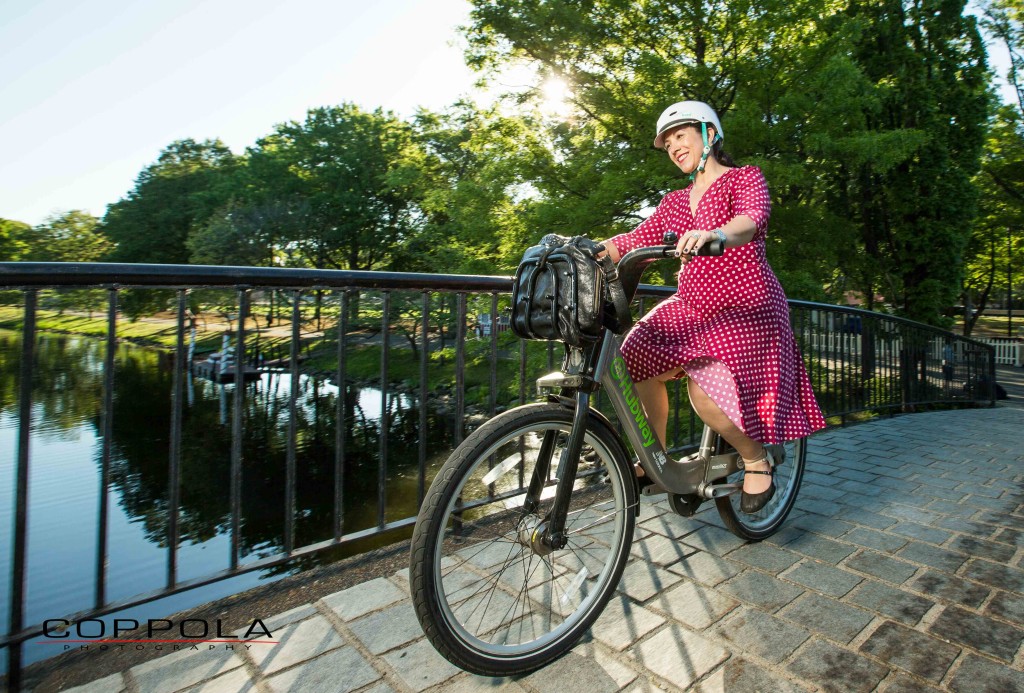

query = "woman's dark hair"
[[679, 123, 737, 167]]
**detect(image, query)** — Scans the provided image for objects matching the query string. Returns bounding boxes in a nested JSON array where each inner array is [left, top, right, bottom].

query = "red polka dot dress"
[[610, 166, 826, 443]]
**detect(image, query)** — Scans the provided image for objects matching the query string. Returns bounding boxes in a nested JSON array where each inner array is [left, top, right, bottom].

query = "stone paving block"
[[592, 593, 665, 651], [523, 649, 632, 693], [648, 579, 739, 629], [616, 560, 683, 602], [878, 674, 943, 693], [844, 550, 919, 584], [382, 638, 462, 692], [440, 674, 526, 693], [994, 527, 1024, 546], [946, 534, 1016, 563], [847, 581, 933, 626], [667, 551, 744, 586], [836, 468, 878, 483], [631, 624, 729, 690], [763, 525, 805, 547], [787, 638, 888, 693], [792, 514, 858, 540], [870, 476, 918, 492], [784, 561, 863, 598], [803, 471, 843, 487], [986, 589, 1024, 624], [977, 509, 1024, 530], [694, 657, 807, 693], [962, 495, 1017, 512], [264, 645, 380, 693], [936, 517, 1001, 539], [630, 531, 697, 567], [59, 673, 126, 693], [859, 620, 960, 683], [779, 591, 873, 644], [639, 511, 701, 538], [910, 474, 960, 490], [678, 524, 748, 556], [130, 646, 244, 693], [249, 614, 346, 675], [727, 542, 802, 574], [924, 500, 979, 518], [928, 605, 1024, 662], [718, 570, 804, 612], [837, 507, 899, 530], [841, 527, 908, 553], [713, 606, 810, 663], [960, 558, 1024, 593], [348, 600, 423, 655], [186, 667, 258, 692], [796, 497, 846, 516], [956, 481, 1005, 498], [320, 577, 406, 621], [259, 604, 319, 633], [801, 484, 847, 502], [782, 532, 858, 564], [895, 542, 968, 573], [837, 480, 882, 499], [907, 570, 989, 608], [947, 653, 1024, 693], [878, 505, 944, 527], [887, 522, 952, 546]]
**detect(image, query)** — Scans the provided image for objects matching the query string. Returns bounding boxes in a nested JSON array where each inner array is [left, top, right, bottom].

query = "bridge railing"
[[0, 262, 996, 686]]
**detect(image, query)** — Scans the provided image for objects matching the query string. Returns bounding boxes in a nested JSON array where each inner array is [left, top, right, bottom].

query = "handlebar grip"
[[696, 238, 725, 256]]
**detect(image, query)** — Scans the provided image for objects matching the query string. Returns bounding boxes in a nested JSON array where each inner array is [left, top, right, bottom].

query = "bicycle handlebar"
[[614, 232, 724, 304]]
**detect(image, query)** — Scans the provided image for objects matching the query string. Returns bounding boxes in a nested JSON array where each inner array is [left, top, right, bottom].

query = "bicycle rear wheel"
[[410, 402, 635, 676], [715, 436, 807, 540]]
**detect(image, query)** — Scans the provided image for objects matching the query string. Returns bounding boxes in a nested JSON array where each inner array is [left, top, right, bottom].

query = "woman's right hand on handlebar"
[[675, 230, 713, 262]]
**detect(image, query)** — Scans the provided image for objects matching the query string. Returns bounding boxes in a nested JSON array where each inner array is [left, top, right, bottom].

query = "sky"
[[1, 1, 1016, 229], [0, 0, 481, 226]]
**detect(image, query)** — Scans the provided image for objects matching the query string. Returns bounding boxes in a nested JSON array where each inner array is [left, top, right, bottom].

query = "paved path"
[[41, 405, 1024, 693]]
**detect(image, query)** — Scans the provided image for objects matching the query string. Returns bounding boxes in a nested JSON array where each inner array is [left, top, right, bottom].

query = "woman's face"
[[663, 124, 713, 174]]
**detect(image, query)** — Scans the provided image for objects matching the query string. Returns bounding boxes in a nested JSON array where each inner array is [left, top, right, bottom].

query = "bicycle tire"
[[410, 402, 635, 676], [715, 436, 808, 540]]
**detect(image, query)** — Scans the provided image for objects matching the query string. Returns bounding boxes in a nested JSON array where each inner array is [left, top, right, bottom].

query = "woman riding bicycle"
[[601, 100, 826, 513]]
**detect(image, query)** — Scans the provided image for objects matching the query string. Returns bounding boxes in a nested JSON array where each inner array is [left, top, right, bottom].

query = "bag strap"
[[598, 253, 632, 333]]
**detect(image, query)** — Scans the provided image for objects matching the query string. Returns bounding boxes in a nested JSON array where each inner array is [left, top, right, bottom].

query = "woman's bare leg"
[[686, 379, 771, 494]]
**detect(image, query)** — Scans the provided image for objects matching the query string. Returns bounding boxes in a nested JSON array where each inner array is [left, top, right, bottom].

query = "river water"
[[0, 330, 453, 667]]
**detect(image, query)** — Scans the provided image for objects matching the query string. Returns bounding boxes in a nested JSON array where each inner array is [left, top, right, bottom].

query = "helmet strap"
[[689, 122, 721, 182]]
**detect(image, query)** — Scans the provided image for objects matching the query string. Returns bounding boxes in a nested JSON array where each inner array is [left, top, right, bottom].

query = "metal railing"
[[0, 262, 996, 686]]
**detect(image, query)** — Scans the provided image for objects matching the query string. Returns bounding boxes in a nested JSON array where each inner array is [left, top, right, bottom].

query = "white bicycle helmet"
[[653, 100, 723, 178], [653, 100, 723, 148]]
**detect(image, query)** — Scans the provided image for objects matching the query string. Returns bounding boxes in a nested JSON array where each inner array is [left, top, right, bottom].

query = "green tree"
[[29, 210, 112, 262], [0, 217, 31, 261], [245, 104, 425, 271], [463, 0, 991, 318], [102, 139, 240, 264]]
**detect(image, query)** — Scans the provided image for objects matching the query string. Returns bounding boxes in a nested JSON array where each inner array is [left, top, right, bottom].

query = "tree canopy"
[[2, 0, 1017, 328]]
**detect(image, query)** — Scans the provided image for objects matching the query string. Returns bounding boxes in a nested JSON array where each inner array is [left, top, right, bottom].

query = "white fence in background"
[[977, 338, 1024, 367]]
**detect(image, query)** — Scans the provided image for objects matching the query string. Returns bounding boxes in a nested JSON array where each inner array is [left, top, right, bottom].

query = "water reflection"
[[0, 330, 451, 632]]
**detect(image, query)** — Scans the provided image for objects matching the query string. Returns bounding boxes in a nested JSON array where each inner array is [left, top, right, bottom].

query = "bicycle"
[[409, 233, 808, 676]]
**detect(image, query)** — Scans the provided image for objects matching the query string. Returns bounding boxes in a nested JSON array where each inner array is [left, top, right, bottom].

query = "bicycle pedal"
[[668, 493, 703, 517]]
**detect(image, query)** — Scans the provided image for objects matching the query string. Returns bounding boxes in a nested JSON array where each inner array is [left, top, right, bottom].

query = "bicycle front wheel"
[[410, 402, 635, 676], [715, 436, 808, 540]]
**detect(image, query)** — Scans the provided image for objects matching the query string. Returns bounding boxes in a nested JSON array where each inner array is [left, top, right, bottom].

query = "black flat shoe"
[[740, 473, 775, 513], [740, 451, 776, 514]]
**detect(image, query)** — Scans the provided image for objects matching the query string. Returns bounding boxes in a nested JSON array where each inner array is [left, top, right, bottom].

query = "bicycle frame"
[[531, 328, 745, 549]]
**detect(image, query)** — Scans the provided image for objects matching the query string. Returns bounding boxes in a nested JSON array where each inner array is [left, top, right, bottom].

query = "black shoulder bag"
[[510, 234, 632, 348]]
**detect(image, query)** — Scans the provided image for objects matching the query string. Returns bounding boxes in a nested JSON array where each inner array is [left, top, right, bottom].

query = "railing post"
[[167, 289, 186, 588], [229, 288, 249, 569], [8, 289, 37, 692], [96, 287, 118, 608], [378, 291, 390, 528]]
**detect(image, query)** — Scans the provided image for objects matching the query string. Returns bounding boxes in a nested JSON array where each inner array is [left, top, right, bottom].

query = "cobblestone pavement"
[[45, 405, 1024, 693]]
